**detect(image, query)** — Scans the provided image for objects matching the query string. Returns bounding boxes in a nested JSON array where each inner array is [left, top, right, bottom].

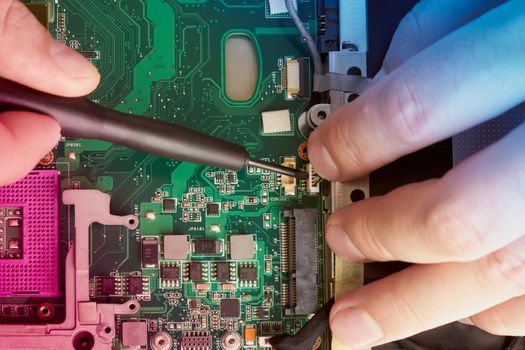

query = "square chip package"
[[0, 171, 59, 297], [164, 235, 189, 260], [220, 298, 241, 319]]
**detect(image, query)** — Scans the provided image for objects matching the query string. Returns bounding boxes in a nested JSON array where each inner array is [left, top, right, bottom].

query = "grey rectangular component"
[[339, 0, 368, 51], [287, 209, 319, 314]]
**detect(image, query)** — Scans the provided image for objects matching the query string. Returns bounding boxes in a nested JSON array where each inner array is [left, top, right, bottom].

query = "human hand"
[[0, 0, 99, 185], [308, 0, 525, 348]]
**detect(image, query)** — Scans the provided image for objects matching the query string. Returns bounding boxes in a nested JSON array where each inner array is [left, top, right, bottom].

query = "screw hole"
[[347, 94, 359, 103], [72, 332, 95, 350], [317, 111, 327, 120], [128, 218, 135, 225], [129, 303, 137, 310], [104, 327, 111, 334], [347, 66, 362, 76], [37, 303, 54, 320], [350, 189, 365, 203]]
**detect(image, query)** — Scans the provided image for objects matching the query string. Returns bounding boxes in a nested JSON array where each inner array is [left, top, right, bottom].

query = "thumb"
[[0, 0, 99, 97]]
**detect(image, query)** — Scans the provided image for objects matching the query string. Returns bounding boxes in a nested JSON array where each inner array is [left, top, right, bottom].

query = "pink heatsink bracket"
[[0, 170, 60, 297]]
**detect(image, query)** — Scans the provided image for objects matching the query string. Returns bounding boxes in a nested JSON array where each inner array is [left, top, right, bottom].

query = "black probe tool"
[[0, 77, 307, 179]]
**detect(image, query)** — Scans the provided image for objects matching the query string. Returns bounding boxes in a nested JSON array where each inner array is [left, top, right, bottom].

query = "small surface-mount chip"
[[206, 203, 220, 216], [162, 198, 177, 212], [142, 237, 159, 267], [97, 276, 117, 296], [238, 266, 257, 281], [193, 239, 221, 255], [122, 321, 147, 347], [220, 298, 241, 319], [189, 262, 203, 280], [261, 109, 292, 134], [127, 277, 145, 295], [215, 262, 231, 281], [164, 235, 189, 260], [229, 234, 255, 260], [161, 265, 180, 280]]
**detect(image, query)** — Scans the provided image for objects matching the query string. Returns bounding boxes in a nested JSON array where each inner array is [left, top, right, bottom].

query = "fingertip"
[[49, 41, 101, 96], [0, 112, 61, 185], [326, 223, 366, 262], [307, 134, 340, 181], [330, 306, 384, 349]]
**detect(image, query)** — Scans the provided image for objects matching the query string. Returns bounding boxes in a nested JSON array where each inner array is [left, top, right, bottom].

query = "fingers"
[[0, 0, 99, 96], [383, 0, 505, 73], [326, 121, 525, 263], [309, 1, 525, 181], [469, 296, 525, 336], [329, 237, 525, 347], [0, 112, 60, 186]]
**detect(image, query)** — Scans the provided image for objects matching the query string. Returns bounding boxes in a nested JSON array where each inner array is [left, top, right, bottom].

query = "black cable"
[[270, 298, 334, 350]]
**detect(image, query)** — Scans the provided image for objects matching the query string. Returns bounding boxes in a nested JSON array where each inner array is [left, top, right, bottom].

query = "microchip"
[[215, 173, 224, 183], [122, 321, 147, 347], [258, 308, 268, 319], [161, 266, 180, 280], [164, 235, 189, 260], [193, 239, 221, 255], [229, 234, 255, 260], [80, 51, 100, 59], [162, 198, 176, 212], [127, 277, 144, 295], [220, 298, 240, 318], [238, 266, 257, 281], [206, 203, 220, 216], [2, 306, 14, 317], [215, 262, 231, 281], [226, 173, 236, 183], [189, 262, 203, 280], [261, 109, 292, 134], [142, 237, 158, 267], [98, 276, 116, 295], [16, 306, 28, 317]]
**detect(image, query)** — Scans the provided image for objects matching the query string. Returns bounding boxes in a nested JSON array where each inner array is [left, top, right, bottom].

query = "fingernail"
[[49, 41, 99, 79], [326, 224, 366, 261], [308, 139, 340, 180], [331, 307, 384, 348]]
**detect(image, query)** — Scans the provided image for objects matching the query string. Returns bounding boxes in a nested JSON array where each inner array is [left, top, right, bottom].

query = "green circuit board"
[[28, 0, 329, 349]]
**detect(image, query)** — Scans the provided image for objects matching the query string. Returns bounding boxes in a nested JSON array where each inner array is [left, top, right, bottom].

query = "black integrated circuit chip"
[[220, 298, 240, 318], [127, 277, 144, 295], [162, 198, 176, 212], [80, 51, 100, 59], [98, 276, 116, 295], [193, 239, 221, 255], [161, 266, 179, 280], [215, 262, 231, 281], [189, 262, 203, 280], [215, 173, 224, 183], [238, 266, 257, 281], [257, 308, 268, 319], [226, 173, 236, 183], [206, 203, 220, 216], [142, 237, 158, 267]]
